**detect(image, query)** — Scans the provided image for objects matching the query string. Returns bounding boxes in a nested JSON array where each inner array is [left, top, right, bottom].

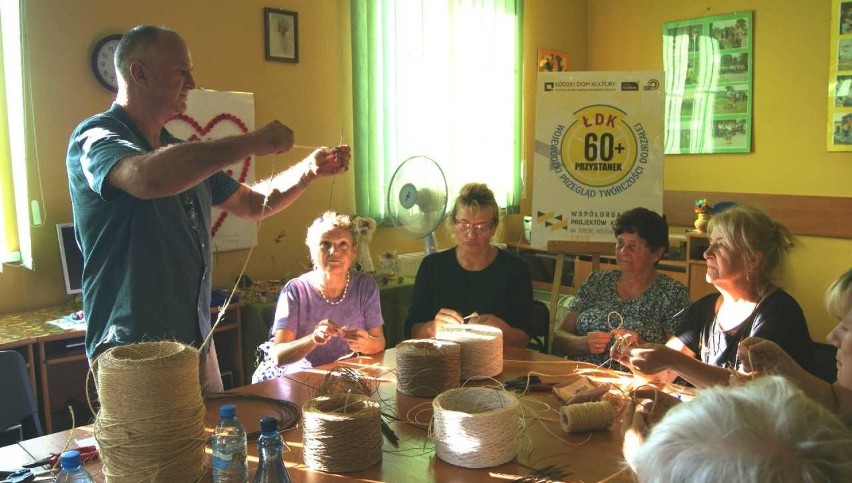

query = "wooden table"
[[1, 347, 688, 482]]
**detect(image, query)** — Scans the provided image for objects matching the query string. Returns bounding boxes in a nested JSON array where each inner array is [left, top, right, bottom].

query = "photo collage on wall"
[[662, 11, 753, 154], [828, 0, 852, 151]]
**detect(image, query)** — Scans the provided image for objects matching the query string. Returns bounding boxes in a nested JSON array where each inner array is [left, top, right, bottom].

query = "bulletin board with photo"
[[828, 0, 852, 151], [662, 11, 753, 154]]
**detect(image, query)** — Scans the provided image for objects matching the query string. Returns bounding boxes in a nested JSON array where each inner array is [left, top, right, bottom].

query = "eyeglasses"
[[454, 221, 493, 234]]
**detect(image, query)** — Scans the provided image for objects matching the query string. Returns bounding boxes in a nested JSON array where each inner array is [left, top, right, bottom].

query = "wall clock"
[[91, 34, 122, 92]]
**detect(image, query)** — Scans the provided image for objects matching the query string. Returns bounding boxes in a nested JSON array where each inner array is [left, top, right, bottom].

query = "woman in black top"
[[403, 183, 533, 348], [616, 204, 816, 388]]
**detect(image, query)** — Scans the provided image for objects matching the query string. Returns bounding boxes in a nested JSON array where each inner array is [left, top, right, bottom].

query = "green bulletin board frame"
[[663, 11, 753, 154], [828, 0, 852, 151]]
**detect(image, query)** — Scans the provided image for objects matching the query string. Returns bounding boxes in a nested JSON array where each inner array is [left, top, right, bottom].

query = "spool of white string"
[[395, 339, 460, 397], [559, 401, 614, 433], [435, 324, 503, 379], [432, 387, 520, 468]]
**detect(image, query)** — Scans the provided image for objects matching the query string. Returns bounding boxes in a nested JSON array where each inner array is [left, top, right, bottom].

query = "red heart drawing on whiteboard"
[[167, 113, 251, 237]]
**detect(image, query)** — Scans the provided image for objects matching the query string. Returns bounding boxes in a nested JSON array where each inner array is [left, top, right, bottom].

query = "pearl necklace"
[[319, 271, 351, 306]]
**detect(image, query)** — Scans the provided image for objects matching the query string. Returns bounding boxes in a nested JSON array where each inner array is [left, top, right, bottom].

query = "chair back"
[[544, 240, 616, 352], [528, 300, 550, 354], [0, 350, 43, 441]]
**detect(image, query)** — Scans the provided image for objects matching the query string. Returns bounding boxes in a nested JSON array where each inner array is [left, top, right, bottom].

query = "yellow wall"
[[1, 0, 848, 341], [0, 0, 583, 311], [1, 0, 356, 310], [584, 0, 852, 340]]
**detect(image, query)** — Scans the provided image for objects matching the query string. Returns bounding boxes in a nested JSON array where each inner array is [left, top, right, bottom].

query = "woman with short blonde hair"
[[618, 205, 815, 388]]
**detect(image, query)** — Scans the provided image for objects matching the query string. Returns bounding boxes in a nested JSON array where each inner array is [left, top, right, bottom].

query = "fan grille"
[[387, 156, 448, 239]]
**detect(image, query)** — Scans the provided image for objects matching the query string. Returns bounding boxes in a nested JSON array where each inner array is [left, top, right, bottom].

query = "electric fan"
[[386, 156, 449, 254]]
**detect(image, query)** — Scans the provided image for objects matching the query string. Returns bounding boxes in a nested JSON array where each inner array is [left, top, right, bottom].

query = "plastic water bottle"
[[55, 450, 94, 483], [253, 416, 291, 483], [212, 404, 248, 482]]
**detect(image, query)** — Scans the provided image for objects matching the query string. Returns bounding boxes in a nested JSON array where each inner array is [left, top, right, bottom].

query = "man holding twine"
[[66, 25, 350, 393]]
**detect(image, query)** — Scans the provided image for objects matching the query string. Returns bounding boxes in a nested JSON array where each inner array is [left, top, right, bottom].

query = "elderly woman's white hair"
[[305, 211, 356, 268], [632, 376, 852, 483]]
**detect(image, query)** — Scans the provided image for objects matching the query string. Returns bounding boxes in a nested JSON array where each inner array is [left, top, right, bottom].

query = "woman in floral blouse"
[[552, 207, 690, 368]]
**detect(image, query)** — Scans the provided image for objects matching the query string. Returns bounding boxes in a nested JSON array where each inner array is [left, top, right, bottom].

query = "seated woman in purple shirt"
[[252, 212, 385, 382]]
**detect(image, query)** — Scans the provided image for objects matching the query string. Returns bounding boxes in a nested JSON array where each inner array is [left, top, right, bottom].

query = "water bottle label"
[[212, 449, 234, 469]]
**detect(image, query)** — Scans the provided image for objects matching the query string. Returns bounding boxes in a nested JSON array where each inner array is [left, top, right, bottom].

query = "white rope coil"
[[559, 401, 615, 433], [395, 339, 461, 397], [435, 324, 503, 379], [432, 387, 520, 468], [302, 394, 383, 473], [94, 342, 207, 482]]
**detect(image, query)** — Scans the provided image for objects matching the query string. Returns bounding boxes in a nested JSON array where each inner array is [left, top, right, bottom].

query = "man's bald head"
[[114, 25, 182, 83]]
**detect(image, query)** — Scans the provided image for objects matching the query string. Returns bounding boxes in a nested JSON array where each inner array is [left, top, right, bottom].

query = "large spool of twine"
[[302, 394, 382, 473], [435, 324, 503, 379], [94, 341, 207, 482], [395, 339, 461, 397], [432, 387, 520, 468]]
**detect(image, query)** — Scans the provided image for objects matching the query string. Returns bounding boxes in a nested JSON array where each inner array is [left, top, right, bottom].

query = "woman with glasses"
[[252, 211, 385, 382], [403, 183, 533, 347], [552, 207, 690, 368], [617, 205, 816, 388]]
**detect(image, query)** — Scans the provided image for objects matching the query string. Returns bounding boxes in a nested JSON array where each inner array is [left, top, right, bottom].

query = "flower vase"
[[694, 213, 711, 233]]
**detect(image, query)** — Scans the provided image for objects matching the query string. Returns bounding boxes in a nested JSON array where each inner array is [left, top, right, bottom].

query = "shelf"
[[45, 353, 87, 366]]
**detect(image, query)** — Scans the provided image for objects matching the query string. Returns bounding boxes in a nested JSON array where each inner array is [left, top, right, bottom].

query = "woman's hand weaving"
[[587, 331, 614, 355], [342, 327, 372, 353], [312, 319, 341, 345]]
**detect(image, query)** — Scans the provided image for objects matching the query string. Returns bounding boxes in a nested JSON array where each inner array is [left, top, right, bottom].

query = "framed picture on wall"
[[264, 8, 299, 63], [662, 11, 754, 154], [828, 0, 852, 151]]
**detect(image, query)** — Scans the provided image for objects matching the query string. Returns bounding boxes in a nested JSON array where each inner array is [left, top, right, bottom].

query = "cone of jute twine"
[[93, 341, 207, 482], [395, 339, 461, 397], [560, 401, 615, 433], [432, 387, 520, 468], [435, 324, 503, 379], [302, 393, 383, 473]]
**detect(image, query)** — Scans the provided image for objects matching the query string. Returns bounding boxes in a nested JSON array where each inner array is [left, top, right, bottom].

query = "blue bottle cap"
[[259, 416, 279, 434], [220, 404, 236, 418], [60, 450, 81, 470]]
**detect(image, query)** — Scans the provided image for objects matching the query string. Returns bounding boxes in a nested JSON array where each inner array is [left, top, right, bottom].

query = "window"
[[0, 0, 32, 271], [351, 0, 523, 221]]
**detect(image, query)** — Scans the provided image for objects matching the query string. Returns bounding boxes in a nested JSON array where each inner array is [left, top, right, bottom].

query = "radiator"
[[397, 252, 426, 277]]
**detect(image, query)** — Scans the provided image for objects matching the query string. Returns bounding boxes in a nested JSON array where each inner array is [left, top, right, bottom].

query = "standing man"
[[66, 25, 350, 393]]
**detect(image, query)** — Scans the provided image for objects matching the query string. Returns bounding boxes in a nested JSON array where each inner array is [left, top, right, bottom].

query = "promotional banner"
[[531, 72, 664, 246], [165, 89, 257, 252]]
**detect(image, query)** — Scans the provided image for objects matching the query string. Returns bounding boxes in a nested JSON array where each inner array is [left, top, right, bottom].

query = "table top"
[[0, 347, 690, 482], [0, 301, 244, 349], [0, 302, 81, 347]]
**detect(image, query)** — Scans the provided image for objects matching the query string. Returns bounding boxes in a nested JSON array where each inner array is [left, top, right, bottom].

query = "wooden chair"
[[545, 240, 616, 353]]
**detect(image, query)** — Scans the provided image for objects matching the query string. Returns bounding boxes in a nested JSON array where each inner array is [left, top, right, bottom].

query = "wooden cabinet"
[[0, 302, 244, 434]]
